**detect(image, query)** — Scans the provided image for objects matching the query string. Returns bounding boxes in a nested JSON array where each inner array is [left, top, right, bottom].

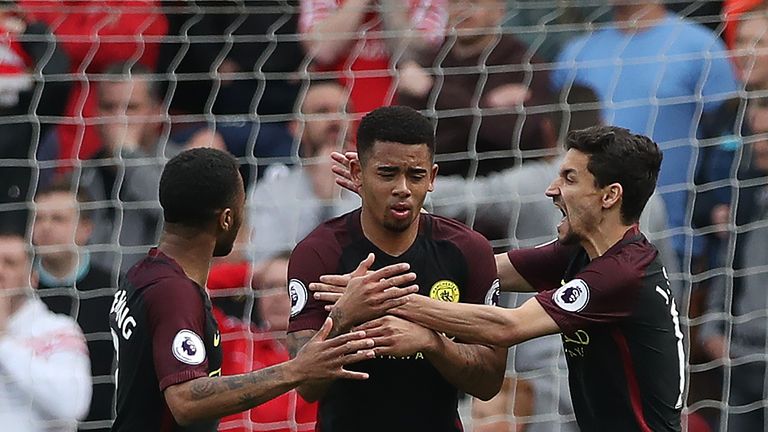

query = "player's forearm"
[[306, 0, 369, 65], [395, 296, 517, 347], [165, 361, 304, 425], [425, 335, 506, 401]]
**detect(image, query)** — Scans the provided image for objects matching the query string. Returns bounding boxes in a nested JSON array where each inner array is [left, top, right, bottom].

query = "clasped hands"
[[311, 253, 439, 358]]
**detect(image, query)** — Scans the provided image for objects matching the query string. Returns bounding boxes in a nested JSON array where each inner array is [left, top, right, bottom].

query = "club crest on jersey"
[[553, 279, 590, 312], [485, 279, 500, 306], [430, 280, 460, 303], [288, 279, 308, 317], [172, 330, 206, 365]]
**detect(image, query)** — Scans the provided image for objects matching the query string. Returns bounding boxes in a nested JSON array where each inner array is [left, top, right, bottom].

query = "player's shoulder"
[[294, 208, 358, 253], [590, 234, 658, 281], [426, 213, 491, 251]]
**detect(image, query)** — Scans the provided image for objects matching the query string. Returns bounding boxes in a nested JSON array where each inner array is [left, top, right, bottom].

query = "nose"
[[392, 174, 412, 197], [545, 178, 560, 198]]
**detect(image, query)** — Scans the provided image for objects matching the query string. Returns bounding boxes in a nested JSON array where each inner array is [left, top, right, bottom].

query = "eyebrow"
[[560, 168, 577, 177]]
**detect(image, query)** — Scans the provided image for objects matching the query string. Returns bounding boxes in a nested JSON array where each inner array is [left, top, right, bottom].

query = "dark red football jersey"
[[288, 209, 499, 432], [109, 248, 223, 432], [509, 226, 684, 432]]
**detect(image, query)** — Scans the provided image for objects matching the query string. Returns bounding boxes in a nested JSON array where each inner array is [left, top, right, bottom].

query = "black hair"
[[159, 148, 241, 227], [566, 126, 663, 224], [99, 61, 161, 102], [35, 176, 94, 221], [356, 106, 434, 163]]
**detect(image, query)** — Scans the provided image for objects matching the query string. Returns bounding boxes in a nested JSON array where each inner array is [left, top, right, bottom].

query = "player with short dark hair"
[[316, 125, 684, 431], [286, 106, 506, 431], [108, 147, 394, 432]]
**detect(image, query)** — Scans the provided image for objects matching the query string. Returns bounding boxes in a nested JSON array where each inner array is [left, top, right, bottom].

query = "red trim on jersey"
[[611, 329, 652, 432]]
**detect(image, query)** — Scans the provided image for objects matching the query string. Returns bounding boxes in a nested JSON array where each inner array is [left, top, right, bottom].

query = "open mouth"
[[390, 203, 412, 220]]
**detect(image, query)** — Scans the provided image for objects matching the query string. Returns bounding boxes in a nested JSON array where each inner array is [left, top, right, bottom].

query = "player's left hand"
[[352, 315, 439, 357], [330, 151, 360, 195]]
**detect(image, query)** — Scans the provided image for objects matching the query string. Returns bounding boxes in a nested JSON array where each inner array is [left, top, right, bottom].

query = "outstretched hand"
[[330, 151, 360, 195], [292, 317, 376, 382]]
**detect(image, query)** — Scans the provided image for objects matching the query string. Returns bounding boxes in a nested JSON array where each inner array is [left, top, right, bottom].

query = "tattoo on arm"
[[187, 367, 286, 413]]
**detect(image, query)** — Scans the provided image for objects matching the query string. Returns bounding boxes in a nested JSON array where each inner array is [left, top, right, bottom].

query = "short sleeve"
[[143, 279, 210, 390], [287, 238, 337, 333], [508, 240, 575, 292], [534, 255, 641, 333], [458, 231, 499, 306]]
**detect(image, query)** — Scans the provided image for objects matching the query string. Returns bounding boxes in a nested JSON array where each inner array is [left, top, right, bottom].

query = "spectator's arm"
[[0, 323, 91, 422], [300, 0, 371, 65], [381, 0, 447, 61]]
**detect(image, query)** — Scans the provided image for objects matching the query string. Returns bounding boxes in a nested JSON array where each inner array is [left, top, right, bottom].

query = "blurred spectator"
[[40, 62, 224, 275], [699, 131, 768, 430], [17, 0, 168, 162], [300, 0, 447, 115], [0, 7, 70, 234], [0, 231, 92, 432], [31, 181, 115, 432], [158, 0, 303, 117], [698, 10, 768, 426], [208, 253, 318, 432], [551, 1, 739, 264], [398, 0, 555, 177], [248, 81, 359, 263], [722, 0, 762, 49], [504, 0, 724, 62], [503, 0, 612, 62]]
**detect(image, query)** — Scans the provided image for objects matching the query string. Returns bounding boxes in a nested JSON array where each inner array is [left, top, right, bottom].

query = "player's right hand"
[[326, 253, 419, 332], [292, 317, 376, 381]]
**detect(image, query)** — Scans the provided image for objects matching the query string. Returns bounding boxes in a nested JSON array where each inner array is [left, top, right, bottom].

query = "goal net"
[[0, 0, 764, 431]]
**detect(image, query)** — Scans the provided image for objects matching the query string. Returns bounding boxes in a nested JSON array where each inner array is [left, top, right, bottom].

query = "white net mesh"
[[1, 0, 767, 430]]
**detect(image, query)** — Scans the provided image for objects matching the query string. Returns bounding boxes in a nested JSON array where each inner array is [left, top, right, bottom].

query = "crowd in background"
[[0, 0, 767, 431]]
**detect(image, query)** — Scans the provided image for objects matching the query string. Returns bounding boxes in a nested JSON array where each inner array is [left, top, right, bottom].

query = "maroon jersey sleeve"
[[507, 240, 575, 292], [287, 233, 341, 333], [534, 253, 643, 333], [457, 229, 500, 306], [143, 278, 210, 390]]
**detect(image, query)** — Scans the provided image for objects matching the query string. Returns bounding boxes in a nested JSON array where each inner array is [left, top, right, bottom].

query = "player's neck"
[[158, 226, 216, 288], [581, 223, 636, 260], [359, 209, 419, 257]]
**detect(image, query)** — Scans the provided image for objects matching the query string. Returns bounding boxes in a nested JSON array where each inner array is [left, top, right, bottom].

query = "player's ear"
[[602, 182, 623, 210], [219, 208, 233, 232], [428, 163, 439, 192]]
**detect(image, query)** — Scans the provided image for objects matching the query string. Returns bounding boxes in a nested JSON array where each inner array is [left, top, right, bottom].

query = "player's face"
[[357, 141, 437, 233], [213, 175, 246, 257], [32, 192, 90, 255], [734, 16, 768, 88], [545, 149, 604, 245], [0, 236, 31, 292]]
